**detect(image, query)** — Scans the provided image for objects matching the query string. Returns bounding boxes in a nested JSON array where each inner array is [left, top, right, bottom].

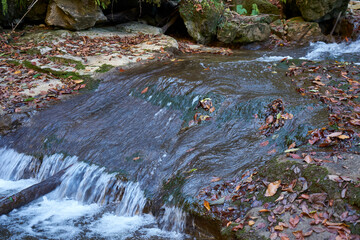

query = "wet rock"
[[217, 10, 271, 44], [284, 0, 350, 22], [0, 225, 11, 239], [45, 0, 107, 30], [179, 0, 225, 44], [286, 17, 326, 43], [271, 17, 325, 44], [0, 115, 12, 132]]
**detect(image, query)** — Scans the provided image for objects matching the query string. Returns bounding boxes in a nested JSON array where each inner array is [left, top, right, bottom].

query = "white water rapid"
[[0, 148, 186, 240]]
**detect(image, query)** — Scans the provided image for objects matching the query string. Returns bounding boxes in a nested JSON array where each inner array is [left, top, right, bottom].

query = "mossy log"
[[0, 166, 70, 215]]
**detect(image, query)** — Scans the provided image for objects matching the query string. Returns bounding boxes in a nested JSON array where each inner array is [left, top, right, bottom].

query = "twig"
[[12, 0, 39, 32], [330, 11, 342, 36]]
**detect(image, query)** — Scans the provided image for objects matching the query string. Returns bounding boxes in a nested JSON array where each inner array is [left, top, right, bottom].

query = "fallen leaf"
[[204, 200, 210, 211], [292, 230, 304, 239], [265, 180, 281, 197], [327, 132, 342, 137], [211, 177, 221, 182], [290, 154, 302, 159], [260, 141, 269, 147], [232, 223, 244, 232], [119, 68, 125, 72], [73, 80, 84, 84], [133, 156, 140, 161], [248, 220, 255, 226], [275, 225, 284, 231], [289, 215, 300, 228], [338, 135, 350, 140], [141, 87, 149, 94], [259, 209, 270, 213], [14, 70, 21, 74], [284, 148, 299, 153], [288, 142, 296, 149], [304, 155, 313, 164]]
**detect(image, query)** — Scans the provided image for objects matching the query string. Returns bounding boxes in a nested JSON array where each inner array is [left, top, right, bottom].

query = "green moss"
[[95, 64, 114, 73], [221, 223, 268, 240], [48, 56, 86, 70], [302, 164, 340, 199], [347, 183, 360, 208]]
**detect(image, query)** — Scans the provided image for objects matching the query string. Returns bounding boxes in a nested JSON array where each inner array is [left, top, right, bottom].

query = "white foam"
[[0, 179, 38, 193], [89, 213, 156, 238], [255, 56, 293, 62], [303, 39, 360, 60]]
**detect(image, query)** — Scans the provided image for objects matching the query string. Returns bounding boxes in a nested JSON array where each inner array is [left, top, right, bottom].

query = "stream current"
[[0, 40, 359, 239]]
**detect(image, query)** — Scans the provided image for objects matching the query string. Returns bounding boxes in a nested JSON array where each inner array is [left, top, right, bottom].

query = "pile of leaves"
[[188, 98, 216, 126], [286, 60, 360, 151], [259, 99, 293, 136], [0, 60, 85, 114], [196, 162, 360, 240]]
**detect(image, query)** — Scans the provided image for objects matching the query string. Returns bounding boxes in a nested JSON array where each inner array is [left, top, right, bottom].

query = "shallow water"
[[0, 40, 359, 239]]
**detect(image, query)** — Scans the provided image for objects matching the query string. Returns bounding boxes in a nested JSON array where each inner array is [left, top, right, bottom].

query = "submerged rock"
[[179, 0, 225, 44], [217, 10, 271, 44], [45, 0, 107, 30], [284, 0, 350, 22]]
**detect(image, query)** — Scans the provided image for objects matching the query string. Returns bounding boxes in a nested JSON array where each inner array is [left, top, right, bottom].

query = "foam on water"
[[303, 39, 360, 61], [255, 55, 293, 62], [0, 147, 187, 239]]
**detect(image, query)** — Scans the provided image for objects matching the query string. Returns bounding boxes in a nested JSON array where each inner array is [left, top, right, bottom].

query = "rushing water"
[[0, 40, 359, 239]]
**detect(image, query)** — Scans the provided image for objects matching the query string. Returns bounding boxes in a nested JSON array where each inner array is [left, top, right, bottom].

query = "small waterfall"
[[159, 205, 187, 233], [303, 39, 360, 61], [0, 147, 186, 239]]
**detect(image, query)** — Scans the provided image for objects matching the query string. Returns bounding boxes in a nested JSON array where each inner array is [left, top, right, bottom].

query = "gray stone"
[[45, 0, 107, 30], [179, 0, 225, 44], [217, 10, 271, 44]]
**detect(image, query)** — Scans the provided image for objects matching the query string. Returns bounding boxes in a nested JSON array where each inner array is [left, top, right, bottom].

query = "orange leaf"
[[338, 135, 349, 140], [265, 180, 281, 197], [211, 177, 221, 182], [304, 155, 313, 164], [260, 141, 269, 147], [119, 68, 125, 72], [204, 200, 210, 211], [141, 87, 148, 94]]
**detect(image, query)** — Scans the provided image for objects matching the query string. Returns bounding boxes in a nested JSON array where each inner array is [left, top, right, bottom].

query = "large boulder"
[[270, 17, 326, 44], [179, 0, 225, 44], [217, 10, 271, 44], [284, 0, 350, 22], [45, 0, 107, 30]]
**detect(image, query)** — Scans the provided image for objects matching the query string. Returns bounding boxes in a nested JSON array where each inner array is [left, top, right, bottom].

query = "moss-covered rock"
[[284, 0, 350, 22], [217, 10, 271, 44], [179, 0, 225, 44], [236, 0, 280, 19]]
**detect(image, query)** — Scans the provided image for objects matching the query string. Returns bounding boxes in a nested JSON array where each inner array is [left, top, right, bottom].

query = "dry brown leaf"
[[304, 155, 313, 164], [204, 200, 210, 211], [288, 142, 296, 149], [265, 180, 281, 197], [133, 156, 140, 161], [211, 177, 221, 182], [73, 80, 84, 84], [327, 132, 342, 137], [232, 223, 244, 232], [338, 135, 350, 140], [248, 220, 255, 226], [259, 209, 270, 213], [274, 225, 284, 231], [289, 215, 300, 228]]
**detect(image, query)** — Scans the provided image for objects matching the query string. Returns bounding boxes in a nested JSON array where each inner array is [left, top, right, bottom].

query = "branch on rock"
[[0, 166, 71, 215]]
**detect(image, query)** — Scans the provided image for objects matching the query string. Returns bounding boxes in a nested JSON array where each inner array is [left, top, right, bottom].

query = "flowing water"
[[0, 39, 359, 239]]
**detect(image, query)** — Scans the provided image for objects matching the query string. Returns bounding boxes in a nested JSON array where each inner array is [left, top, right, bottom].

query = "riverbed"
[[0, 39, 359, 239]]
